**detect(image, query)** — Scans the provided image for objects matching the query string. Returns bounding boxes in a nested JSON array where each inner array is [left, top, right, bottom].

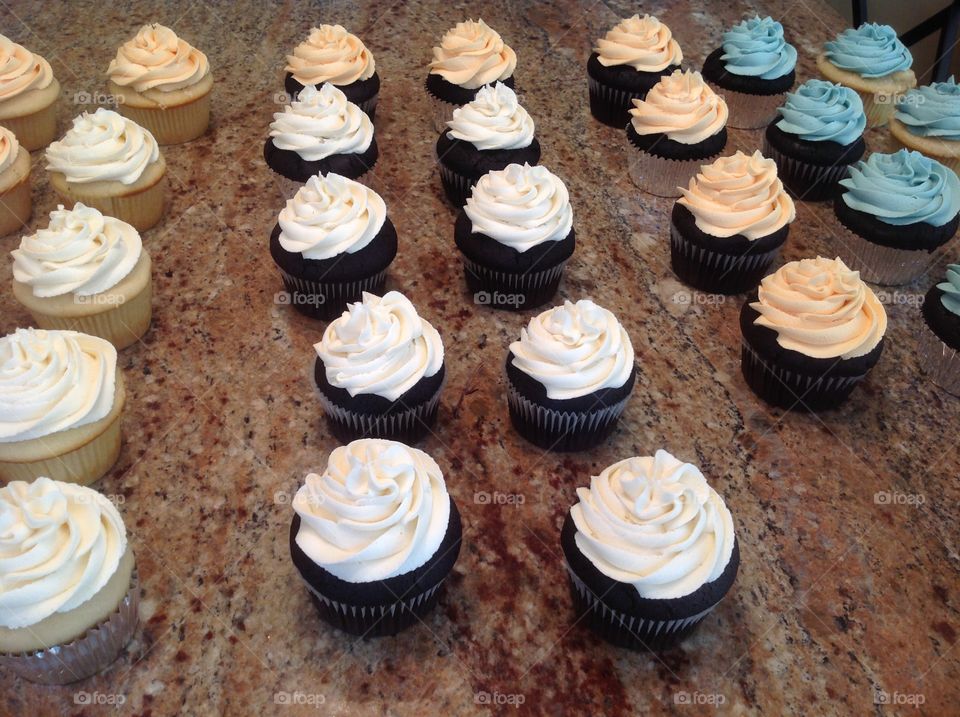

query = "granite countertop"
[[1, 1, 958, 715]]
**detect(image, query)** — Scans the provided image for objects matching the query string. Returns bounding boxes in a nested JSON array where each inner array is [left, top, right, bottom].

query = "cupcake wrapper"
[[0, 172, 32, 236], [462, 257, 566, 311], [587, 77, 642, 128], [708, 84, 784, 130], [273, 165, 376, 201], [428, 94, 459, 134], [0, 98, 58, 151], [355, 94, 379, 121], [438, 161, 475, 207], [859, 91, 896, 129], [831, 222, 939, 286], [278, 268, 388, 321], [762, 137, 851, 202], [669, 220, 781, 294], [0, 569, 139, 684], [54, 178, 165, 234], [629, 151, 719, 198], [317, 379, 443, 444], [118, 92, 211, 145], [918, 323, 960, 396]]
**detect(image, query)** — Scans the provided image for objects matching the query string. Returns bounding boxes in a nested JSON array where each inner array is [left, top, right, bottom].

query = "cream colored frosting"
[[677, 151, 795, 239], [269, 83, 373, 161], [107, 24, 209, 92], [751, 257, 887, 359], [571, 450, 735, 600], [429, 19, 517, 90], [0, 477, 127, 629], [286, 25, 375, 86], [0, 34, 54, 101], [595, 14, 682, 71], [445, 82, 534, 150], [0, 126, 18, 174], [629, 69, 728, 144]]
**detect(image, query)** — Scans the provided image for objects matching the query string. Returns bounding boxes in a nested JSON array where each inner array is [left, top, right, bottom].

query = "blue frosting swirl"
[[775, 79, 865, 145], [938, 264, 960, 316], [839, 149, 960, 227], [895, 76, 960, 141], [824, 23, 912, 78], [720, 16, 797, 80]]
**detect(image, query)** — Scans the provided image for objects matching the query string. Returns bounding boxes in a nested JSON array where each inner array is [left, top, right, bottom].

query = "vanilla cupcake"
[[0, 328, 125, 484], [0, 126, 30, 236], [889, 77, 960, 174], [107, 23, 213, 144], [0, 35, 60, 150], [46, 109, 166, 232], [12, 204, 152, 348], [0, 477, 139, 684]]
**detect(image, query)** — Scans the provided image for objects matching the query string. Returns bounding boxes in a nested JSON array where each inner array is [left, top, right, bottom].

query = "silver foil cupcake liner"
[[428, 94, 460, 134], [918, 323, 960, 396], [0, 569, 140, 684], [762, 139, 852, 202], [302, 577, 444, 636], [669, 220, 781, 293], [708, 83, 784, 130], [629, 150, 719, 198], [317, 378, 444, 443], [830, 222, 939, 286], [277, 268, 388, 320]]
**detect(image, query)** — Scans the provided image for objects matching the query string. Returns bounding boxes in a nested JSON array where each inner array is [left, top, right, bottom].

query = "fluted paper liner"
[[587, 77, 645, 126], [0, 79, 60, 151], [428, 93, 459, 134], [669, 219, 781, 294], [50, 173, 166, 234], [117, 91, 211, 145], [708, 83, 784, 130], [762, 137, 852, 202], [629, 150, 720, 199], [0, 171, 31, 236], [277, 268, 388, 321], [831, 220, 940, 286], [918, 323, 960, 396], [461, 257, 566, 310], [317, 379, 443, 444]]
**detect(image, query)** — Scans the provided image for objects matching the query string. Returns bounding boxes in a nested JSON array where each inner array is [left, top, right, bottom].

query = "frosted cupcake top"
[[293, 439, 450, 582], [0, 328, 118, 443], [840, 149, 960, 227], [0, 477, 127, 629], [465, 163, 572, 251], [269, 83, 373, 161], [445, 82, 534, 150], [46, 108, 160, 185], [938, 264, 960, 317], [12, 203, 142, 298], [0, 34, 55, 101], [775, 79, 865, 145], [107, 23, 209, 92], [594, 14, 682, 71], [678, 151, 795, 240], [629, 70, 728, 144], [750, 257, 887, 359], [429, 19, 516, 90], [0, 126, 19, 174], [894, 76, 960, 141], [286, 25, 375, 86], [720, 16, 796, 80], [571, 450, 735, 600], [315, 292, 443, 401], [510, 299, 634, 400], [824, 23, 912, 78], [278, 174, 385, 260]]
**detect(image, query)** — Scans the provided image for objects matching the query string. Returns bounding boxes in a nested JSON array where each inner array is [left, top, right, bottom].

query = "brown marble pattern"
[[1, 1, 958, 715]]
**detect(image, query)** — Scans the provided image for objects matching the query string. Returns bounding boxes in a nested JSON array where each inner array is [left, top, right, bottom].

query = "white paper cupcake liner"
[[587, 77, 643, 125], [302, 577, 444, 635], [629, 150, 719, 198], [462, 257, 567, 291], [669, 220, 780, 292], [428, 94, 460, 134], [918, 323, 960, 396], [278, 268, 388, 318], [761, 138, 852, 201], [708, 84, 784, 130], [317, 377, 444, 441], [831, 222, 939, 286], [741, 340, 864, 408]]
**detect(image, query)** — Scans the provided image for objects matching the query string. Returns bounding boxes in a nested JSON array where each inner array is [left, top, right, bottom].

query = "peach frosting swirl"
[[107, 24, 209, 92], [595, 14, 683, 71], [629, 69, 728, 144], [286, 25, 375, 86], [0, 34, 54, 101], [428, 19, 516, 90]]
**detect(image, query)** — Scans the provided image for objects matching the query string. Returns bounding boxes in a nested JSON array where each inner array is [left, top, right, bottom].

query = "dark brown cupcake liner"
[[669, 220, 782, 294], [587, 77, 645, 129], [317, 379, 443, 443], [437, 161, 475, 207], [462, 257, 566, 311], [277, 268, 388, 321]]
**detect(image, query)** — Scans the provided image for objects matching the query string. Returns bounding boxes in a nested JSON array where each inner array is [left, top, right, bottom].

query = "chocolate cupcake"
[[284, 25, 380, 118], [313, 292, 444, 443], [456, 163, 574, 310], [627, 70, 728, 197], [562, 450, 739, 651], [763, 79, 866, 202], [740, 257, 887, 410], [587, 14, 682, 128], [290, 439, 462, 636], [672, 150, 795, 294], [920, 265, 960, 395], [436, 82, 540, 207], [890, 77, 960, 176], [506, 299, 635, 451], [269, 173, 397, 320], [701, 16, 796, 130], [833, 150, 960, 285]]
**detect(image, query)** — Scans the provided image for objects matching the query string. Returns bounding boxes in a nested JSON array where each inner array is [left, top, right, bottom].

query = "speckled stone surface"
[[1, 1, 958, 715]]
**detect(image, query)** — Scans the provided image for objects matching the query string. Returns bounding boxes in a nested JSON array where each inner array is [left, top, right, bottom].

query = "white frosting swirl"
[[315, 292, 444, 401], [571, 450, 735, 600], [510, 299, 634, 400], [269, 83, 373, 161], [445, 82, 534, 150], [278, 173, 385, 260], [106, 24, 209, 92], [595, 14, 683, 71], [465, 163, 572, 251], [286, 25, 375, 86], [629, 69, 729, 144], [293, 439, 450, 583], [677, 151, 795, 239], [0, 329, 118, 443], [0, 34, 54, 101], [0, 126, 18, 174], [0, 477, 127, 629], [45, 108, 160, 185], [429, 19, 517, 90]]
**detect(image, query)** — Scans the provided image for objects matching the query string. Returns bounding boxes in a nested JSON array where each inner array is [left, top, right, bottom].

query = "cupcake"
[[889, 77, 960, 174], [627, 70, 728, 198], [701, 16, 797, 130], [284, 25, 379, 118], [740, 257, 887, 410], [264, 83, 377, 195], [426, 20, 517, 133], [106, 24, 213, 145], [672, 150, 795, 294], [507, 299, 635, 451], [0, 126, 30, 236], [313, 292, 444, 443], [562, 450, 739, 651], [763, 79, 866, 202], [0, 35, 60, 150], [816, 23, 916, 128], [0, 477, 139, 684], [833, 150, 960, 285], [270, 173, 397, 320], [919, 264, 960, 395], [456, 163, 574, 309], [11, 203, 152, 349], [45, 109, 166, 233], [0, 328, 125, 484], [289, 439, 462, 636], [587, 14, 682, 128], [436, 82, 540, 207]]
